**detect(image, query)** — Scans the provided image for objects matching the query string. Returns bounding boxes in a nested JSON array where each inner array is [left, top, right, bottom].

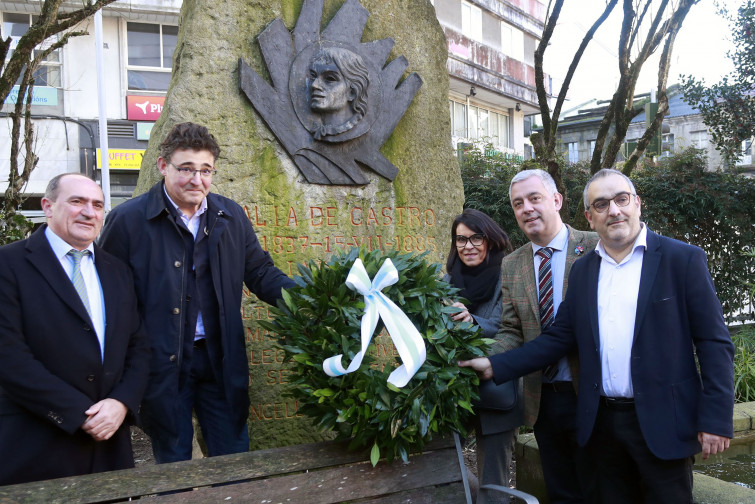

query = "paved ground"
[[131, 426, 154, 466]]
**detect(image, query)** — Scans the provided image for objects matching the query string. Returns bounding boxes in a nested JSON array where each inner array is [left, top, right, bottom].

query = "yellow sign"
[[96, 148, 145, 170]]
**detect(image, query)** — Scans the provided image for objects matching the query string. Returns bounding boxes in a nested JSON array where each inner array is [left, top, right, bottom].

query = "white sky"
[[544, 0, 739, 109]]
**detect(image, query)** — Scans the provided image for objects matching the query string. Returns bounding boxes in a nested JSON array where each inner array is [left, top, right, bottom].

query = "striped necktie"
[[537, 247, 554, 328], [68, 249, 93, 321], [537, 247, 558, 381]]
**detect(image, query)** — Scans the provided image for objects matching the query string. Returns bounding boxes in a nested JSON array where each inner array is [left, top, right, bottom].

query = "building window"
[[523, 115, 532, 137], [690, 130, 708, 150], [566, 142, 579, 163], [2, 12, 62, 88], [126, 22, 178, 92], [501, 22, 524, 62], [449, 100, 509, 149], [661, 133, 675, 156], [489, 110, 509, 148], [449, 100, 468, 137], [589, 140, 597, 160], [461, 2, 482, 42], [737, 138, 754, 166]]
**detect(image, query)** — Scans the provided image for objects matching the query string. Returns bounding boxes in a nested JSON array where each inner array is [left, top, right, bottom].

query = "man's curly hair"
[[159, 122, 221, 161]]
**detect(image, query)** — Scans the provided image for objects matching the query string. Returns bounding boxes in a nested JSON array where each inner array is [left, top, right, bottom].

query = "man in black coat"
[[99, 122, 296, 463], [0, 174, 149, 485]]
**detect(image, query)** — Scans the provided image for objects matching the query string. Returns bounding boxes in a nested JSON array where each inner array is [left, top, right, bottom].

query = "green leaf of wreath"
[[260, 247, 488, 465]]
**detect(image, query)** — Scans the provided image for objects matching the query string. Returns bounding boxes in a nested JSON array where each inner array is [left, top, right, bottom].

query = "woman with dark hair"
[[444, 208, 521, 504]]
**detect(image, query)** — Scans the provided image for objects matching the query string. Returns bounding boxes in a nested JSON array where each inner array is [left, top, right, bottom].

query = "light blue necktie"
[[68, 249, 93, 321]]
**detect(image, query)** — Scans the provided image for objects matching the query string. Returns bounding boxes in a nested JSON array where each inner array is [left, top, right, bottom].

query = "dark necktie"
[[68, 249, 93, 321], [537, 247, 558, 380], [537, 247, 554, 328]]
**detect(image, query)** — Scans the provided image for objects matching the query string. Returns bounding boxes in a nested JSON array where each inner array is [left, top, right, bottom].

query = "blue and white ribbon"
[[322, 258, 427, 388]]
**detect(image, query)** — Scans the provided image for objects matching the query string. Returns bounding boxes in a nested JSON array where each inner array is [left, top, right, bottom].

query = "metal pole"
[[94, 10, 111, 211]]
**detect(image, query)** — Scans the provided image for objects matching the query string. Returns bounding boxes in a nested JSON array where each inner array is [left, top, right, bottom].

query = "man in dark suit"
[[461, 168, 734, 502], [492, 169, 598, 503], [0, 174, 149, 485], [99, 122, 296, 463]]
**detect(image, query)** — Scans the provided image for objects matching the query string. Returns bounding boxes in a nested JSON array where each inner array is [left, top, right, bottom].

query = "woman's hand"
[[451, 302, 474, 323]]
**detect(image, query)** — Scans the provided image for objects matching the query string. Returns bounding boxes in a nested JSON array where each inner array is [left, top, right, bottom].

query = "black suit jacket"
[[490, 229, 734, 460], [0, 226, 150, 485]]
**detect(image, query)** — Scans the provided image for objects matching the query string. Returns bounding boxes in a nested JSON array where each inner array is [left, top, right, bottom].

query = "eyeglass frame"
[[166, 160, 217, 179], [588, 191, 636, 213], [455, 233, 486, 248]]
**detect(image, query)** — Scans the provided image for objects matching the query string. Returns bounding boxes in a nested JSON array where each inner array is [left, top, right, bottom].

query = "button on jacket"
[[99, 182, 295, 436]]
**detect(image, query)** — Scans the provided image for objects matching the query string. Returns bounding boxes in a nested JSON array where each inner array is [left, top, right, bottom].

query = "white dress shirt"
[[45, 227, 106, 360], [532, 224, 572, 382], [594, 224, 648, 398]]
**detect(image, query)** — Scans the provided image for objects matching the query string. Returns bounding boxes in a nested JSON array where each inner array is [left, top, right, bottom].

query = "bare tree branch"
[[0, 0, 117, 219], [549, 0, 618, 136], [534, 0, 564, 142], [0, 0, 117, 102]]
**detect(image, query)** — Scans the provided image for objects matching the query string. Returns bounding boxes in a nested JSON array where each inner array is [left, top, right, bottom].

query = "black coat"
[[99, 182, 295, 436], [0, 227, 150, 485]]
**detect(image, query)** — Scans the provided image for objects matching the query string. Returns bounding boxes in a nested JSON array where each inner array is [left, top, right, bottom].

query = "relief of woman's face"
[[307, 60, 354, 114]]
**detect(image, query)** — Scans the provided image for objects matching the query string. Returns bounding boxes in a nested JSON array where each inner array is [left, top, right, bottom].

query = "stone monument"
[[135, 0, 464, 450]]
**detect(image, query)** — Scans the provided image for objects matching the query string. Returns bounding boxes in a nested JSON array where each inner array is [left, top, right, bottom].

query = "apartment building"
[[0, 0, 546, 208], [433, 0, 547, 159], [555, 87, 725, 171]]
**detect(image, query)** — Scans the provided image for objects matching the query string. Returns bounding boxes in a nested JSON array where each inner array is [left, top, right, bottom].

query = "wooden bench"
[[0, 434, 538, 503]]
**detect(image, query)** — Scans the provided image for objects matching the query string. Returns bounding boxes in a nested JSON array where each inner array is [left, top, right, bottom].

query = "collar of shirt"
[[531, 223, 568, 258], [595, 222, 648, 266], [163, 185, 208, 239], [45, 225, 106, 359], [45, 226, 96, 262]]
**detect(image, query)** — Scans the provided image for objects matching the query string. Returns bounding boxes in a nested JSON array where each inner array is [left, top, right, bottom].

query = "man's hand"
[[81, 399, 128, 441], [451, 302, 474, 323], [698, 432, 730, 460], [458, 357, 494, 381]]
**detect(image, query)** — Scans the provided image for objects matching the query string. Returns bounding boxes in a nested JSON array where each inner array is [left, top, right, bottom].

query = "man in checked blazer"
[[490, 169, 598, 503]]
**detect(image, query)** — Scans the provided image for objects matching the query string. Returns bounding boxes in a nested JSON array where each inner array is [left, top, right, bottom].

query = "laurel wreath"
[[260, 247, 489, 465]]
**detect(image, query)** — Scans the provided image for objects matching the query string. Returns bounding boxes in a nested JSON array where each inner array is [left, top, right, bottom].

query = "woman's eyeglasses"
[[455, 234, 486, 248]]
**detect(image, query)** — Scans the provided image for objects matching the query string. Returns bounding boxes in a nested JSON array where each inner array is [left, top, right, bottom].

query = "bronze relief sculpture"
[[239, 0, 422, 185]]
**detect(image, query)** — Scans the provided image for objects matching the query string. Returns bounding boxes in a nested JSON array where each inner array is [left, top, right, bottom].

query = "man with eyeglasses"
[[461, 168, 734, 502], [99, 122, 295, 463]]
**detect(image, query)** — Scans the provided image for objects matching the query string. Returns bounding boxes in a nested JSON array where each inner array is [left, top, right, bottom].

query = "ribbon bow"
[[322, 258, 427, 388]]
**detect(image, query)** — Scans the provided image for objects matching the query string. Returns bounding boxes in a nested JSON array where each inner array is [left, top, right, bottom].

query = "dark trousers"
[[151, 342, 249, 463], [585, 399, 693, 504], [534, 384, 592, 504], [476, 428, 516, 504]]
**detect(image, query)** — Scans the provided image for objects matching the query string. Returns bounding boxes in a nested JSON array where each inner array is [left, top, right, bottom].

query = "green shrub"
[[0, 210, 32, 246], [731, 326, 755, 403], [457, 145, 525, 247], [458, 145, 591, 250]]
